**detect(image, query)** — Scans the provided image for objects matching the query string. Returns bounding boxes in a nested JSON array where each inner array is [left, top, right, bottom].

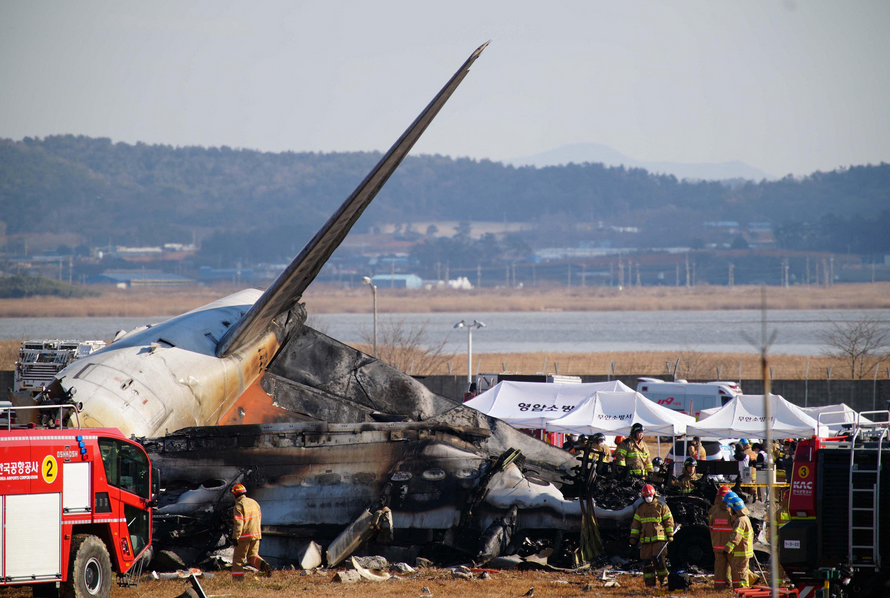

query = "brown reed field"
[[0, 282, 888, 318], [1, 337, 877, 380]]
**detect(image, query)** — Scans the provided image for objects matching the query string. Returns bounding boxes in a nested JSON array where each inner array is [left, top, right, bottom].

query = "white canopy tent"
[[801, 403, 872, 434], [686, 394, 830, 438], [545, 391, 697, 436], [463, 380, 634, 428]]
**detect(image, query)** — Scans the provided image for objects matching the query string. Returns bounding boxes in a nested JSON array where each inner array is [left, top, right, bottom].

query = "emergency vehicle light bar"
[[0, 403, 82, 431]]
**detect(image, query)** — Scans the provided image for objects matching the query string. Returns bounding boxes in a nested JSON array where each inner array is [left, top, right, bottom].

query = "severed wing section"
[[217, 42, 489, 358]]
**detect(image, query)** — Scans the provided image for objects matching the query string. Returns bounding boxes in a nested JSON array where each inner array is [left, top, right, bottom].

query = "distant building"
[[371, 273, 423, 289], [198, 266, 255, 283], [86, 270, 195, 287]]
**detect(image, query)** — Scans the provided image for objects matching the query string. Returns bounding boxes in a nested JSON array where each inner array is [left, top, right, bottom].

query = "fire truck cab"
[[779, 411, 890, 598], [0, 404, 154, 598]]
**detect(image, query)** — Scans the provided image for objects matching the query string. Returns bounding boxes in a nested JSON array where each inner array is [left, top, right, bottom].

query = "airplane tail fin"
[[217, 42, 488, 357]]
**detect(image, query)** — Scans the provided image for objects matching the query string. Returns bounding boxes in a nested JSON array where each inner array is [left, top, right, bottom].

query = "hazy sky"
[[2, 1, 888, 177]]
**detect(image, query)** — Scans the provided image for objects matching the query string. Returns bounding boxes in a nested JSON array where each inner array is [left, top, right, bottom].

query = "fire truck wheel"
[[60, 535, 113, 598]]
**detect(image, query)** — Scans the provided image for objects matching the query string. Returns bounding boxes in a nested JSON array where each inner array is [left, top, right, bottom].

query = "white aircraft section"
[[57, 289, 272, 438]]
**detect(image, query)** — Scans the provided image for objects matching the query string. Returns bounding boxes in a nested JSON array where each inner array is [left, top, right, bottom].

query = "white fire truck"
[[0, 404, 155, 597]]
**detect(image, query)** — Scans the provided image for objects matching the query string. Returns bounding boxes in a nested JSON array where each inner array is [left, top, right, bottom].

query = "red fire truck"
[[0, 404, 155, 598], [779, 411, 890, 598]]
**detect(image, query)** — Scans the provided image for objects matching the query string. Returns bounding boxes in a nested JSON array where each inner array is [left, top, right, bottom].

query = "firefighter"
[[629, 484, 674, 588], [671, 457, 702, 494], [231, 483, 271, 580], [589, 433, 611, 464], [708, 485, 734, 590], [687, 436, 706, 460], [615, 423, 652, 478], [741, 438, 757, 462], [723, 492, 754, 589], [649, 457, 669, 486]]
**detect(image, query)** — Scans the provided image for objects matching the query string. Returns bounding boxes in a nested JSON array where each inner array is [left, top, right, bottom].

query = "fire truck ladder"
[[846, 413, 890, 570]]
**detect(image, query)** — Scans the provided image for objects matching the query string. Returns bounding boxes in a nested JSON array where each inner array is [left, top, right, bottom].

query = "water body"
[[1, 310, 887, 355]]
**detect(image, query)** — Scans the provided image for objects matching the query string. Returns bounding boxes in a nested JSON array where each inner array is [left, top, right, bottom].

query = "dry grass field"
[[1, 338, 878, 379], [0, 282, 888, 318], [0, 568, 747, 598]]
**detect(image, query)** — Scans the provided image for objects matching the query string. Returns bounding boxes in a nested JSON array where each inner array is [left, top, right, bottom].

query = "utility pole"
[[829, 255, 834, 287], [566, 264, 571, 287], [685, 254, 691, 287], [805, 256, 810, 286], [636, 262, 641, 287], [822, 257, 828, 287], [784, 258, 790, 287], [477, 263, 482, 289], [675, 263, 680, 286], [618, 255, 624, 287], [729, 263, 734, 288], [692, 260, 696, 286], [581, 264, 586, 287]]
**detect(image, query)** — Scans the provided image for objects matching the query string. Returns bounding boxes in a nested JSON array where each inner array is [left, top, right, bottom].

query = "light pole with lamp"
[[362, 276, 378, 358], [454, 319, 486, 392]]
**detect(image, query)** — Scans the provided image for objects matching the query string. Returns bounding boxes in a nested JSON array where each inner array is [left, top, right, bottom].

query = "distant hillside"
[[506, 142, 775, 181], [0, 135, 888, 261]]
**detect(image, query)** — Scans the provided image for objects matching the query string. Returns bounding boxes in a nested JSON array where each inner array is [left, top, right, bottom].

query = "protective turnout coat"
[[672, 472, 702, 494], [630, 500, 674, 559], [233, 495, 263, 541], [616, 438, 652, 476]]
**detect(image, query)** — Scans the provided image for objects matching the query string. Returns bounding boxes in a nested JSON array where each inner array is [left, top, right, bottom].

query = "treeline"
[[1, 135, 889, 261], [0, 275, 98, 299]]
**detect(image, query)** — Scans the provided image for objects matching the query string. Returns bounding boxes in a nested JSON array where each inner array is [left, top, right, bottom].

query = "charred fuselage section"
[[145, 421, 584, 566]]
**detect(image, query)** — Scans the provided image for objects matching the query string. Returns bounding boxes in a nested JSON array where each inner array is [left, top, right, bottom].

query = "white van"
[[636, 378, 742, 417]]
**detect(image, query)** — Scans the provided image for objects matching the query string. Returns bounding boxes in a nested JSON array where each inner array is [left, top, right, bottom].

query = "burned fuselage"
[[145, 421, 586, 566]]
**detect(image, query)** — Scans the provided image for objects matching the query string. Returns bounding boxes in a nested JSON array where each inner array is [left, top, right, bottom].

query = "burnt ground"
[[0, 568, 763, 598]]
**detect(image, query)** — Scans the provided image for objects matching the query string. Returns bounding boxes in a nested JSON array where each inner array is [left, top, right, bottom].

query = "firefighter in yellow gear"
[[629, 484, 674, 588], [708, 485, 734, 590], [671, 457, 702, 494], [723, 492, 754, 589], [231, 483, 271, 579], [687, 436, 706, 460], [615, 423, 652, 478], [589, 433, 611, 465]]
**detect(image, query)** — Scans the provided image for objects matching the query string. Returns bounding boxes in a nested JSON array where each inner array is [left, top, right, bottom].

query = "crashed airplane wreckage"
[[30, 42, 720, 570], [143, 323, 722, 570]]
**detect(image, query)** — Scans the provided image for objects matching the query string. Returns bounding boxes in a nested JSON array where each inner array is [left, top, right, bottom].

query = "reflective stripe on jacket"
[[672, 472, 701, 494], [630, 500, 674, 544], [724, 513, 753, 558], [615, 438, 652, 475], [234, 495, 263, 540], [708, 501, 733, 551]]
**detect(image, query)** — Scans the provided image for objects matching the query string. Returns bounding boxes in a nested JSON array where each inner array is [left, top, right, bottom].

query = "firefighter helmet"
[[630, 423, 644, 436], [231, 483, 247, 496], [591, 433, 606, 443], [641, 484, 656, 498], [722, 491, 739, 503], [684, 456, 697, 467], [652, 457, 664, 469], [726, 495, 745, 512], [718, 485, 732, 497]]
